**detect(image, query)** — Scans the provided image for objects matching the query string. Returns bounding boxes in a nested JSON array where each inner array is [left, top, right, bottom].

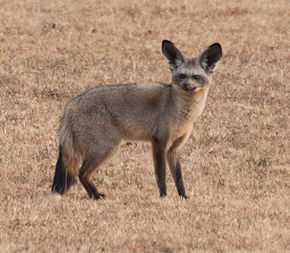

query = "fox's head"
[[162, 40, 222, 93]]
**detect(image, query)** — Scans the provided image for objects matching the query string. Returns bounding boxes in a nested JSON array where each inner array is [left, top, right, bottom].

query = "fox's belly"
[[118, 119, 156, 141], [121, 127, 152, 141]]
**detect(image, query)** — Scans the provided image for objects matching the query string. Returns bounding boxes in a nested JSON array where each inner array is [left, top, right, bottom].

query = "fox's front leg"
[[167, 137, 188, 199], [152, 138, 167, 197]]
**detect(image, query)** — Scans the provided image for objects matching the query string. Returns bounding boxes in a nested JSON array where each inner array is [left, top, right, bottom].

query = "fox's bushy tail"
[[51, 146, 76, 194], [51, 112, 81, 194]]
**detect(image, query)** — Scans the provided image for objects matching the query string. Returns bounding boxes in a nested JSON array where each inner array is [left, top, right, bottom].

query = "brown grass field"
[[0, 0, 290, 252]]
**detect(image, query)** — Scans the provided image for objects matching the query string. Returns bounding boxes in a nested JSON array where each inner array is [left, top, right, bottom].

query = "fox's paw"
[[91, 192, 106, 200], [180, 194, 189, 200]]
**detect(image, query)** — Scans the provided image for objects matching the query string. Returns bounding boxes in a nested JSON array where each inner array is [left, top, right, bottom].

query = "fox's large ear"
[[199, 43, 222, 73], [162, 40, 184, 69]]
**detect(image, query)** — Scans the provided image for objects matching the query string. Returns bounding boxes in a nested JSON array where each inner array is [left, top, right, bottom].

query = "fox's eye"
[[192, 75, 204, 83], [178, 73, 187, 79]]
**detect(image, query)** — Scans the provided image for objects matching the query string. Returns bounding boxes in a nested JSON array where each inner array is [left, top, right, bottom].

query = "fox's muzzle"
[[182, 81, 202, 93]]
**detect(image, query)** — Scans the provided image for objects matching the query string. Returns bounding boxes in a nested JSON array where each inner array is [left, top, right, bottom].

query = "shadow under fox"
[[51, 40, 222, 200]]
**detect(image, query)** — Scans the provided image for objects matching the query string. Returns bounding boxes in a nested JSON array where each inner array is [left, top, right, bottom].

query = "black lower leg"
[[89, 182, 105, 200], [79, 158, 106, 200], [175, 160, 187, 199], [156, 162, 167, 197], [79, 175, 93, 198], [79, 175, 105, 200], [152, 140, 167, 197], [168, 146, 188, 199]]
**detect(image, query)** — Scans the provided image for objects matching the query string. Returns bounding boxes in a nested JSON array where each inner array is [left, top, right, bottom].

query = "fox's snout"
[[182, 81, 199, 92]]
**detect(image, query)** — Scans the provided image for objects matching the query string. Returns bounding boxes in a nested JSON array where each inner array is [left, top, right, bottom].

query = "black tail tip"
[[51, 182, 66, 194], [51, 174, 76, 194]]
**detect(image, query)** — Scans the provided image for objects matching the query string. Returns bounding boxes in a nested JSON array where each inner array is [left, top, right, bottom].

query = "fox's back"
[[62, 82, 172, 141]]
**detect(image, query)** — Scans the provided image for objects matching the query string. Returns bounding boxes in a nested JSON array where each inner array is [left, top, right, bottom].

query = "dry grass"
[[0, 0, 290, 252]]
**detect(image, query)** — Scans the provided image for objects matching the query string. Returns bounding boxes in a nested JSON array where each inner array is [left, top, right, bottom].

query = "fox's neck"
[[172, 85, 210, 121]]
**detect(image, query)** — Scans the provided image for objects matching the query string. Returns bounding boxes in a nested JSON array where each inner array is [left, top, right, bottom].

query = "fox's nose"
[[184, 81, 196, 91]]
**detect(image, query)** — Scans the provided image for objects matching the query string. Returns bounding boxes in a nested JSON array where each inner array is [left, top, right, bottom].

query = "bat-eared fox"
[[51, 40, 222, 200]]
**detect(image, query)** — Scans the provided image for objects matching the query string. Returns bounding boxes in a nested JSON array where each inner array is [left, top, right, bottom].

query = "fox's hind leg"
[[79, 141, 120, 200]]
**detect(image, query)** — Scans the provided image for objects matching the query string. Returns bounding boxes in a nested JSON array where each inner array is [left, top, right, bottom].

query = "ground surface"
[[0, 0, 290, 252]]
